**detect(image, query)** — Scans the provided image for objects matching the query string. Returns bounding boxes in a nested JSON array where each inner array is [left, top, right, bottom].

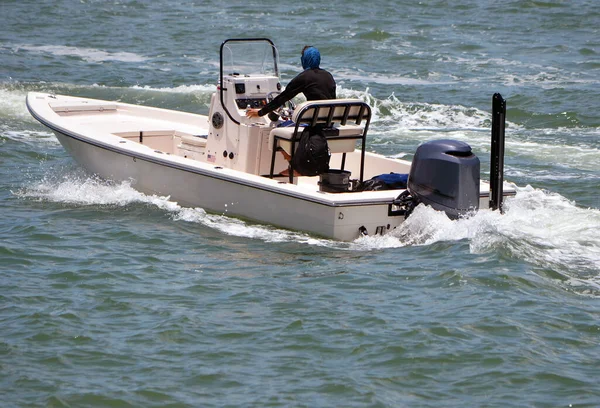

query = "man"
[[245, 45, 336, 119]]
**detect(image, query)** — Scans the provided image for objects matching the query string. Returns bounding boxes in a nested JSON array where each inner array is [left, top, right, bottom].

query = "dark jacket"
[[258, 68, 336, 116]]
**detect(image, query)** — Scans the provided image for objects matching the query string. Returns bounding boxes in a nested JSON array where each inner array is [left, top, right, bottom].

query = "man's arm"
[[254, 73, 307, 117]]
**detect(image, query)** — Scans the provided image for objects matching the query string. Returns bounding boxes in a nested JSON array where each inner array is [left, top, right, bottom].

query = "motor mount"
[[407, 139, 480, 218]]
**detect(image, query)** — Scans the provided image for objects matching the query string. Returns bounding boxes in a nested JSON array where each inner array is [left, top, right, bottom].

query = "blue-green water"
[[1, 1, 599, 407]]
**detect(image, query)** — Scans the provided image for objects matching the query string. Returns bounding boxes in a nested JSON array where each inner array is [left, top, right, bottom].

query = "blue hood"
[[301, 47, 321, 70]]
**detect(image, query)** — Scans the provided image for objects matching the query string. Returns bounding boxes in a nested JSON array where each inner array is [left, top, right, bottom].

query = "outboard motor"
[[407, 139, 480, 218]]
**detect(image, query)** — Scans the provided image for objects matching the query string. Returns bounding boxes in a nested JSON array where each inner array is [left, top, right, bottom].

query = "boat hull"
[[52, 129, 401, 240]]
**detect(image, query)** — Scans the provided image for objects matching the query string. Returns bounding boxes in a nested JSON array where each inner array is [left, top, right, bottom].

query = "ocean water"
[[1, 0, 599, 407]]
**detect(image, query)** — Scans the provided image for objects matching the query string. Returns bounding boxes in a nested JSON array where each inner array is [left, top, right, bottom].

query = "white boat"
[[27, 38, 515, 241]]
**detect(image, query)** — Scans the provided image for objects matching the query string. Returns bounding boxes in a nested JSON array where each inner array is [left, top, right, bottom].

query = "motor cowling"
[[408, 139, 480, 218]]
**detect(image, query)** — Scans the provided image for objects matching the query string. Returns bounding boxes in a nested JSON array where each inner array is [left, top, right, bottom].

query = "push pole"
[[490, 93, 506, 213]]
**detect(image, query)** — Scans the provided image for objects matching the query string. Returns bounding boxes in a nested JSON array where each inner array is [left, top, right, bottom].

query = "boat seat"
[[179, 134, 207, 147], [268, 99, 372, 183], [269, 123, 364, 154]]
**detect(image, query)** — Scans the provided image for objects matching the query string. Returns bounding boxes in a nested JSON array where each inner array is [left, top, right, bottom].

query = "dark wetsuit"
[[257, 68, 336, 117]]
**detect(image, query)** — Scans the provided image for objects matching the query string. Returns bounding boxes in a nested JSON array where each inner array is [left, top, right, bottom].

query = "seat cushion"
[[268, 124, 363, 153]]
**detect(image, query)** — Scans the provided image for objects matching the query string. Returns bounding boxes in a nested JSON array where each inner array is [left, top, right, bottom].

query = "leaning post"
[[490, 93, 506, 213]]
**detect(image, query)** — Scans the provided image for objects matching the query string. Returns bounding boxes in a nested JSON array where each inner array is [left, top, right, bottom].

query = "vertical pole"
[[490, 93, 506, 212]]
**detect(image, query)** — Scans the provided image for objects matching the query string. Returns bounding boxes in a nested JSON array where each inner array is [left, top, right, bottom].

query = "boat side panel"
[[54, 131, 378, 239], [331, 203, 405, 240]]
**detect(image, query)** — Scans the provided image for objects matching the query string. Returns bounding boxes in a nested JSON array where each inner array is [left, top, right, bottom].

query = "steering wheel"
[[266, 92, 295, 121]]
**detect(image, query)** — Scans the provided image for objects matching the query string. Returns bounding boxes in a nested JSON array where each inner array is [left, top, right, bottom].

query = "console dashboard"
[[235, 98, 267, 109]]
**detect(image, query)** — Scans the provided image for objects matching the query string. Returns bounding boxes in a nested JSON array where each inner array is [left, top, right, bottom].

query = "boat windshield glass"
[[221, 39, 279, 77]]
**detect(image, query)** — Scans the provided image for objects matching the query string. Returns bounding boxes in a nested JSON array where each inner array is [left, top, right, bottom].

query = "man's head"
[[301, 46, 321, 70]]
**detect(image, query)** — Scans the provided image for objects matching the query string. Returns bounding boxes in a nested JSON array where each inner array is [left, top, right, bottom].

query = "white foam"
[[336, 87, 598, 175], [15, 44, 148, 63], [381, 97, 491, 130], [335, 69, 440, 86], [336, 86, 511, 131], [15, 174, 156, 206], [0, 88, 34, 121], [13, 173, 335, 246], [438, 56, 600, 87], [505, 136, 600, 173], [355, 185, 600, 292], [173, 206, 333, 245], [2, 129, 59, 146]]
